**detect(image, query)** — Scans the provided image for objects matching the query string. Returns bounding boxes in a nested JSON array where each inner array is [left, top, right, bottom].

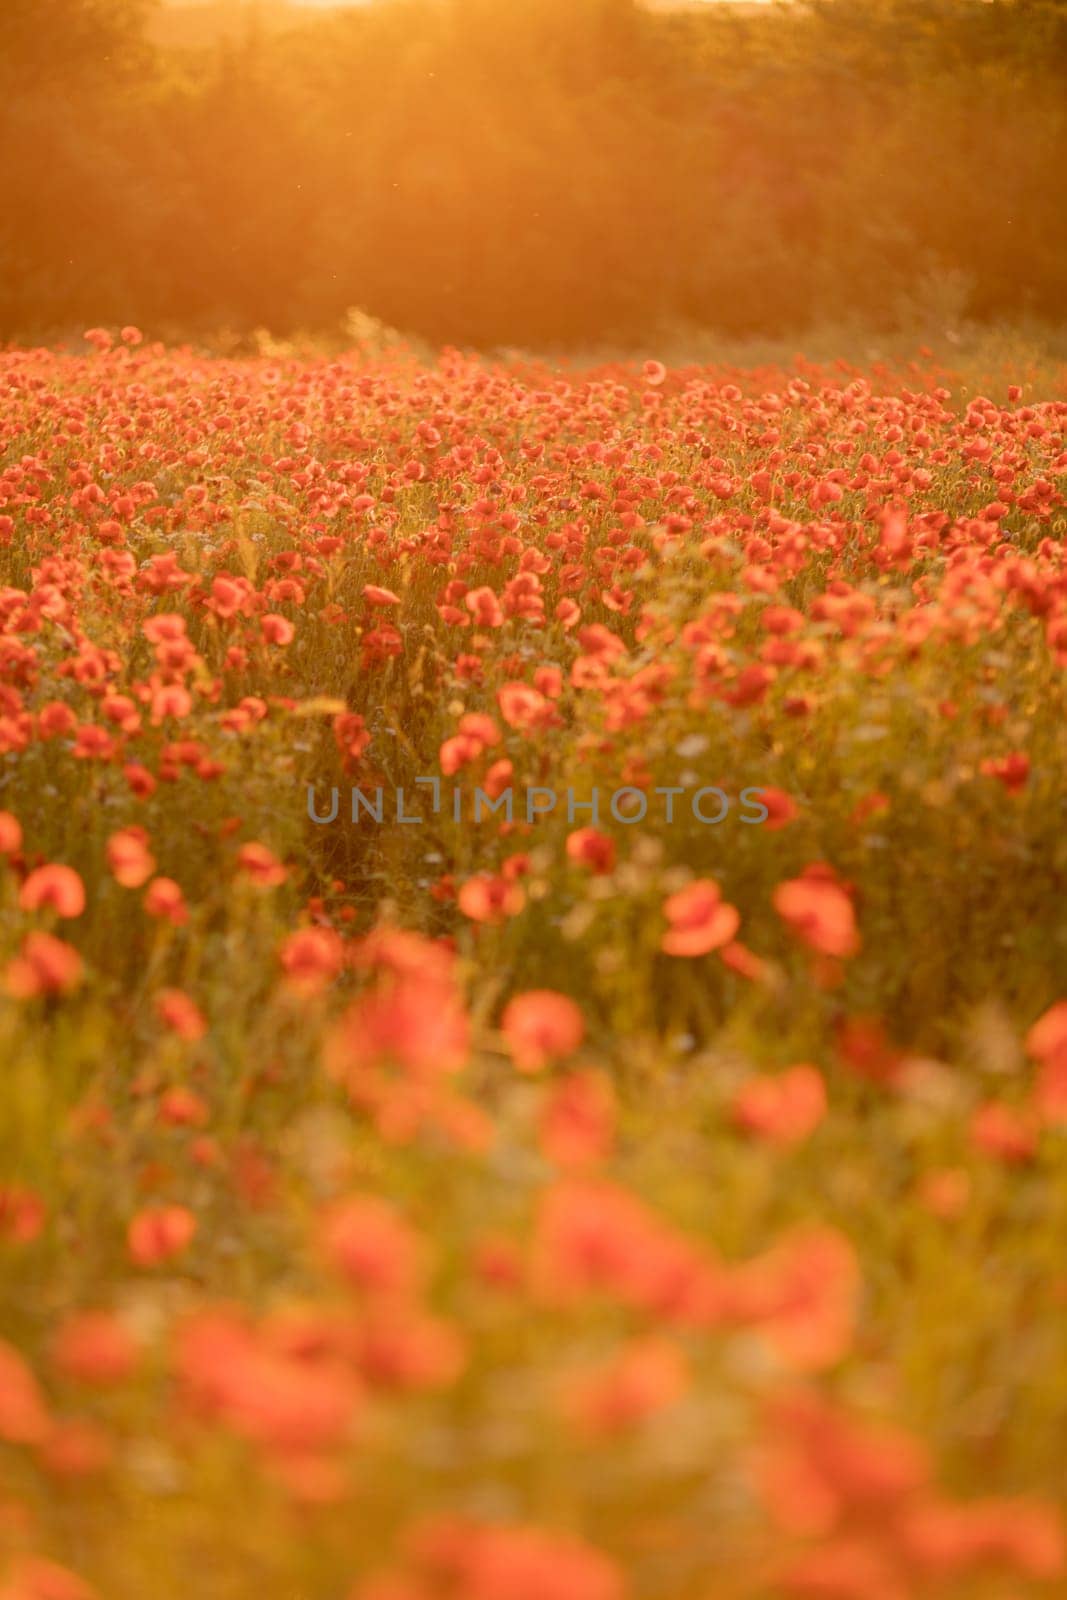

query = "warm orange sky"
[[164, 0, 775, 7], [273, 0, 765, 4]]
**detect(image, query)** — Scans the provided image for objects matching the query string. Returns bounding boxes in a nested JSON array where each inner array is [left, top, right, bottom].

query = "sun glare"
[[3, 5, 1067, 1600]]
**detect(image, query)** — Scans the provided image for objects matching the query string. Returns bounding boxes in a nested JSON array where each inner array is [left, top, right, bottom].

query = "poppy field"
[[3, 332, 1067, 1600]]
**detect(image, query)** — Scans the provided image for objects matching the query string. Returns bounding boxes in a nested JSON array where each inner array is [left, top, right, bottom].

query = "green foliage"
[[1, 0, 1067, 344]]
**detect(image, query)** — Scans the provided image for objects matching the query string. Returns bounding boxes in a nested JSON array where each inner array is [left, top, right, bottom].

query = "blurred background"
[[2, 0, 1066, 349]]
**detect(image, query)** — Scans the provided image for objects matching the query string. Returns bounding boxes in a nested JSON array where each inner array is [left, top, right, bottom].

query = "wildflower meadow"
[[2, 328, 1067, 1600]]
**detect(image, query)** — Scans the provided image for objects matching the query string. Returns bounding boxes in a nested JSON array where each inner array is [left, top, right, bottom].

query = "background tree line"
[[2, 0, 1066, 347]]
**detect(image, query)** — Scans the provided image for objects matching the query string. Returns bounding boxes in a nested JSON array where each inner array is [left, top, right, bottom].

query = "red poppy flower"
[[0, 811, 22, 854], [970, 1101, 1037, 1163], [154, 987, 208, 1040], [1, 1557, 98, 1600], [143, 877, 189, 925], [260, 613, 294, 645], [51, 1312, 138, 1386], [560, 1336, 688, 1437], [127, 1204, 196, 1266], [318, 1194, 424, 1301], [565, 828, 615, 874], [760, 787, 800, 829], [980, 751, 1030, 792], [236, 842, 288, 888], [729, 1226, 859, 1371], [19, 864, 85, 919], [732, 1065, 827, 1147], [497, 682, 550, 731], [661, 879, 740, 956], [279, 927, 345, 992], [540, 1070, 616, 1168], [5, 933, 84, 998], [106, 827, 156, 888], [0, 1184, 46, 1244], [325, 974, 470, 1085], [1026, 1000, 1067, 1066], [719, 939, 768, 982], [0, 1338, 50, 1443], [502, 990, 585, 1072], [457, 873, 525, 924], [774, 871, 859, 958], [393, 1517, 624, 1600]]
